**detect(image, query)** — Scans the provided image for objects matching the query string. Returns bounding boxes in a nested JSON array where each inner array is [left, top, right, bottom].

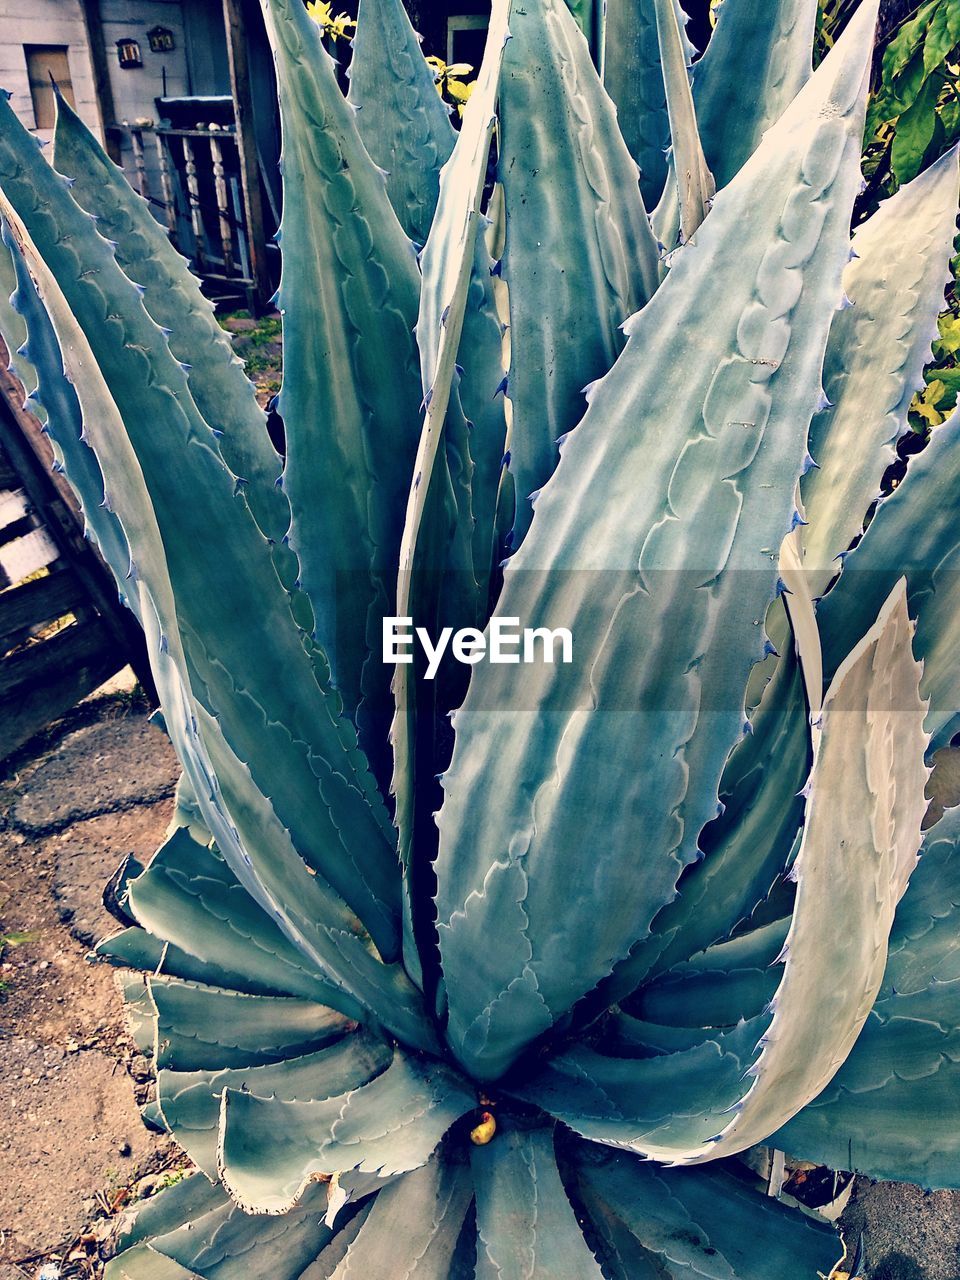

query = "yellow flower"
[[306, 0, 356, 42]]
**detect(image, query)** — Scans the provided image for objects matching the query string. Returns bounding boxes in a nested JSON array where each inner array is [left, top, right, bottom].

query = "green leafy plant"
[[0, 0, 959, 1275]]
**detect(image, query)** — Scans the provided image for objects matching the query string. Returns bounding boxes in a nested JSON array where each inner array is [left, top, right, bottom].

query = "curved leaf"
[[0, 217, 133, 603], [263, 0, 423, 768], [157, 1034, 389, 1178], [147, 975, 351, 1071], [347, 0, 455, 246], [682, 580, 928, 1163], [327, 1151, 473, 1279], [575, 1145, 840, 1279], [515, 1020, 761, 1152], [653, 0, 714, 243], [801, 145, 960, 595], [436, 5, 876, 1081], [693, 0, 818, 189], [601, 0, 694, 208], [773, 805, 960, 1186], [50, 96, 294, 582], [817, 407, 960, 750], [496, 0, 660, 550], [471, 1122, 604, 1280], [218, 1050, 475, 1212]]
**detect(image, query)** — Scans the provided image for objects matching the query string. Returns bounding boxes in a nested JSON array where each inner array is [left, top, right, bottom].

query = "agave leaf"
[[601, 0, 694, 208], [347, 0, 455, 246], [391, 0, 512, 982], [678, 580, 928, 1163], [262, 0, 423, 767], [772, 805, 960, 1185], [817, 407, 960, 751], [132, 1182, 337, 1280], [0, 107, 433, 1035], [630, 917, 787, 1030], [563, 0, 606, 65], [326, 1151, 473, 1279], [693, 0, 818, 189], [141, 597, 435, 1049], [218, 1050, 476, 1213], [593, 639, 809, 1014], [157, 1034, 391, 1178], [801, 146, 960, 596], [653, 0, 818, 250], [299, 1206, 373, 1280], [95, 924, 304, 1002], [1, 219, 133, 606], [117, 972, 159, 1056], [113, 1174, 230, 1255], [105, 1246, 200, 1280], [436, 4, 876, 1082], [147, 975, 352, 1071], [653, 0, 715, 243], [496, 0, 660, 551], [124, 827, 356, 1009], [575, 1145, 840, 1280], [50, 97, 297, 587], [0, 219, 34, 396], [514, 1019, 761, 1151], [471, 1122, 604, 1280]]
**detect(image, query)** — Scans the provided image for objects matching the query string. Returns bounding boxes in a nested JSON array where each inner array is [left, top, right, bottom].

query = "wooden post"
[[77, 0, 122, 164], [154, 131, 178, 238], [182, 135, 207, 268], [209, 134, 236, 275], [130, 128, 149, 200], [222, 0, 272, 312]]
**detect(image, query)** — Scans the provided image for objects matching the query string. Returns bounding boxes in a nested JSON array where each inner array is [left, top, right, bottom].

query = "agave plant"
[[1, 0, 959, 1273]]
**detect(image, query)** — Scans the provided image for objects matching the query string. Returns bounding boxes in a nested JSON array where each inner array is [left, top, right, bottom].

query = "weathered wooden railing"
[[121, 120, 267, 313]]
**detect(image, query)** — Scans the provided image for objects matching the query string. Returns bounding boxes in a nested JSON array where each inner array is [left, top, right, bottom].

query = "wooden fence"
[[0, 346, 150, 761]]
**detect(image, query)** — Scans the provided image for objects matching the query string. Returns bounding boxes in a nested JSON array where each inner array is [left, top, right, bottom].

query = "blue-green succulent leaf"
[[347, 0, 455, 247], [157, 1034, 391, 1178], [817, 407, 960, 750], [563, 0, 605, 66], [514, 1019, 761, 1152], [0, 220, 32, 389], [630, 917, 788, 1031], [218, 1050, 476, 1213], [676, 582, 927, 1164], [801, 146, 960, 596], [147, 974, 352, 1071], [471, 1122, 605, 1279], [436, 4, 876, 1082], [391, 0, 512, 983], [0, 217, 133, 604], [123, 827, 357, 1010], [0, 103, 437, 1048], [262, 0, 423, 774], [325, 1151, 473, 1279], [601, 0, 693, 208], [575, 1145, 840, 1279], [113, 1174, 230, 1256], [653, 0, 715, 243], [773, 805, 960, 1186], [693, 0, 818, 189], [136, 1182, 336, 1280], [496, 0, 660, 551], [50, 96, 298, 592]]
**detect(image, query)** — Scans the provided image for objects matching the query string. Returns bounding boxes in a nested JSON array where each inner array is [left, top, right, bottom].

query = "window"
[[25, 46, 75, 130], [446, 15, 489, 69]]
